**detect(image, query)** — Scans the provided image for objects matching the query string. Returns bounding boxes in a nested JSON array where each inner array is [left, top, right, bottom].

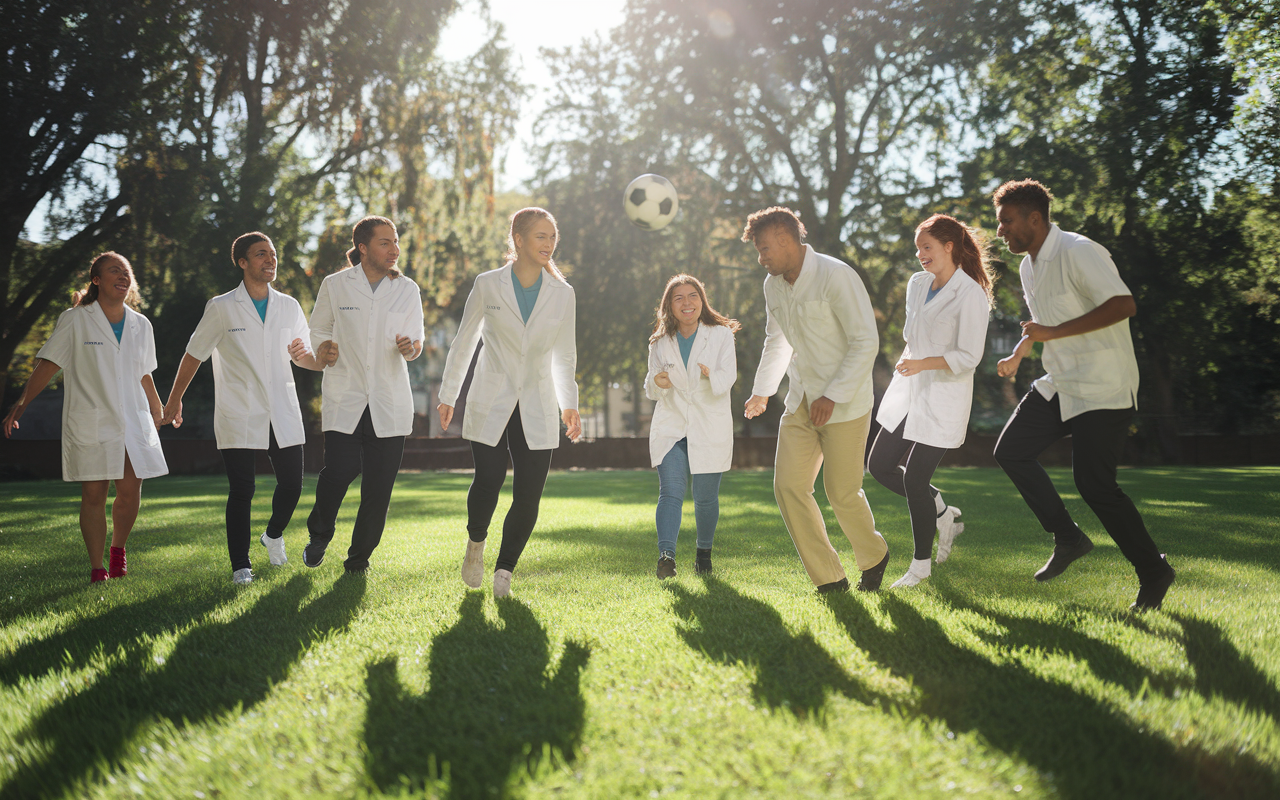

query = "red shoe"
[[90, 568, 109, 583], [108, 546, 128, 578]]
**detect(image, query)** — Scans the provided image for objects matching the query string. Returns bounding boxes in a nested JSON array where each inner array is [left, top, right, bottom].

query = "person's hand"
[[895, 358, 924, 377], [437, 403, 454, 432], [654, 371, 673, 389], [162, 398, 184, 428], [151, 406, 164, 429], [2, 404, 24, 438], [316, 340, 339, 367], [698, 363, 710, 378], [1020, 320, 1057, 342], [808, 396, 836, 427], [287, 337, 310, 361], [744, 395, 768, 419], [997, 354, 1021, 379], [562, 409, 582, 442], [396, 335, 421, 360]]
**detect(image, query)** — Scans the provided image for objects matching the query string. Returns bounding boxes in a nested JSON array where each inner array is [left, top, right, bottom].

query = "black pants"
[[467, 406, 553, 573], [307, 406, 406, 571], [220, 427, 304, 572], [994, 389, 1164, 581], [867, 417, 947, 561]]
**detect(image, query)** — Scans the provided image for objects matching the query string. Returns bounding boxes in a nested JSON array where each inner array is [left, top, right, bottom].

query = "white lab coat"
[[751, 245, 879, 425], [644, 323, 736, 473], [185, 283, 311, 449], [1020, 224, 1140, 420], [309, 267, 425, 437], [439, 264, 578, 450], [877, 269, 990, 449], [36, 303, 168, 482]]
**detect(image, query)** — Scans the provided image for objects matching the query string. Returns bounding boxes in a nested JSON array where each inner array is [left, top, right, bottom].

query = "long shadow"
[[2, 573, 365, 800], [665, 577, 875, 718], [363, 594, 590, 799], [823, 592, 1280, 800], [1172, 612, 1280, 724], [0, 585, 236, 685]]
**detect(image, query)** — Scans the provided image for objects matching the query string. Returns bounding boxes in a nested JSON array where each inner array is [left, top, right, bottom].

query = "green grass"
[[1, 465, 1278, 799]]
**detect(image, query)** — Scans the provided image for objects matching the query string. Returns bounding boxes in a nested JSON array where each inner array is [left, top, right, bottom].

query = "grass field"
[[0, 465, 1278, 799]]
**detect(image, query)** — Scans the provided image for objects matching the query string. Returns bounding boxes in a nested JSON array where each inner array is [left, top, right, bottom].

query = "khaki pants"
[[774, 399, 886, 586]]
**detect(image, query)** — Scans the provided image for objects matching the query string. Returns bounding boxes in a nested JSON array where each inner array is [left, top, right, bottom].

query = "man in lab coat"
[[163, 232, 320, 584], [743, 207, 890, 592], [992, 179, 1174, 611]]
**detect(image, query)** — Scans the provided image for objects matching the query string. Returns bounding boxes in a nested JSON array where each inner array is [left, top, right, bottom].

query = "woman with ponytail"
[[437, 207, 580, 598], [2, 252, 168, 582], [869, 214, 994, 587]]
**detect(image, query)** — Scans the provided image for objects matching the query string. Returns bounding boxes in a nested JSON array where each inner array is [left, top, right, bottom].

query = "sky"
[[436, 0, 627, 191]]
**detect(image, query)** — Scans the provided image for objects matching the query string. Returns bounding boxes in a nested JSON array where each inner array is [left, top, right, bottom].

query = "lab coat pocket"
[[927, 317, 958, 352], [467, 371, 503, 411], [64, 405, 101, 446]]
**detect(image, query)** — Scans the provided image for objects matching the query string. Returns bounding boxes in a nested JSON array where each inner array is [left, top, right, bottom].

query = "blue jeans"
[[655, 439, 722, 556]]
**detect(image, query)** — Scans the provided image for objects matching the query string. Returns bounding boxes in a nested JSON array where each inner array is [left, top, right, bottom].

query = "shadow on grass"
[[0, 584, 236, 685], [824, 592, 1280, 800], [1171, 613, 1280, 724], [1, 573, 365, 800], [665, 577, 874, 719], [363, 593, 590, 798]]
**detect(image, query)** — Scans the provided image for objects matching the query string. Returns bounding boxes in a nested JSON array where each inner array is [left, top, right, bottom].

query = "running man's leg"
[[345, 410, 405, 571], [220, 446, 258, 571], [774, 398, 848, 586], [264, 428, 304, 538], [993, 390, 1080, 544], [818, 409, 888, 572]]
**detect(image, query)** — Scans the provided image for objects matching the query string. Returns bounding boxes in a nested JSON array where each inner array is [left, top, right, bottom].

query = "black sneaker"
[[817, 577, 850, 594], [1034, 533, 1094, 582], [856, 551, 890, 592], [695, 548, 713, 575], [303, 538, 329, 568], [1131, 556, 1175, 612], [656, 555, 677, 579]]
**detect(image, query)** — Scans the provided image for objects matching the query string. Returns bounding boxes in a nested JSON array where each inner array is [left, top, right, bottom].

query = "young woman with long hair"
[[644, 274, 739, 578], [437, 207, 581, 598], [2, 252, 168, 582], [869, 213, 994, 588]]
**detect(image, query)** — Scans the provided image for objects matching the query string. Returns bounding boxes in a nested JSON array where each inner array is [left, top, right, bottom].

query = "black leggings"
[[220, 427, 304, 571], [867, 417, 947, 561], [467, 405, 553, 573]]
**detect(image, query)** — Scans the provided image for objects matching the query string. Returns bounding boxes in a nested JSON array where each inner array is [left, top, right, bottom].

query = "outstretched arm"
[[3, 359, 62, 437], [162, 353, 203, 427]]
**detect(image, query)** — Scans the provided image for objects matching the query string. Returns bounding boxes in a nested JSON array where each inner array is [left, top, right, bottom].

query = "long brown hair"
[[650, 274, 741, 344], [506, 207, 567, 282], [915, 214, 996, 306], [347, 215, 401, 278], [72, 251, 141, 309]]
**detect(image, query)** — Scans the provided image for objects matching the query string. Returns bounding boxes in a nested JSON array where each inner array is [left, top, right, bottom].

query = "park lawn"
[[0, 466, 1278, 800]]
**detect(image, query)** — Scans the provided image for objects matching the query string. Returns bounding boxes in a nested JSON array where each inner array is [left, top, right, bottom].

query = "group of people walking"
[[2, 178, 1175, 611]]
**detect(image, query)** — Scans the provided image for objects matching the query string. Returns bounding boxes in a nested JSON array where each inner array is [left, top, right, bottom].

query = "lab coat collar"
[[232, 281, 272, 326], [791, 244, 819, 292], [497, 263, 524, 324], [343, 264, 382, 300], [1031, 224, 1064, 267], [84, 300, 131, 350]]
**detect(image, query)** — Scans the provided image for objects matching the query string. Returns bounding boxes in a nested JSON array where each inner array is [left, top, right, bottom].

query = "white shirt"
[[309, 267, 425, 437], [185, 282, 311, 449], [751, 244, 880, 424], [439, 264, 578, 451], [36, 303, 168, 482], [1021, 224, 1140, 420], [644, 323, 736, 473], [877, 269, 990, 449]]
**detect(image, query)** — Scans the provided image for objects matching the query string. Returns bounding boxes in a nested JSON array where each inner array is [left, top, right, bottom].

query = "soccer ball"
[[624, 174, 679, 231]]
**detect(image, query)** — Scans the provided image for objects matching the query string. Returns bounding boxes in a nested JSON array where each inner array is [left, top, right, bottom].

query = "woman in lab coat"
[[644, 274, 739, 579], [2, 252, 168, 582], [437, 207, 581, 599], [869, 214, 993, 588]]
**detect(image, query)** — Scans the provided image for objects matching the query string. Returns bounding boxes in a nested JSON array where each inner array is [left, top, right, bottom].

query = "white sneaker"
[[260, 533, 288, 566], [890, 558, 932, 588], [493, 568, 513, 598], [461, 539, 485, 588], [232, 568, 254, 585], [936, 506, 964, 563]]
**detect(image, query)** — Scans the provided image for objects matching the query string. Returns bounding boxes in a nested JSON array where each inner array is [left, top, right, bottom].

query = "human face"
[[514, 218, 558, 267], [93, 257, 134, 304], [669, 283, 703, 331], [753, 226, 802, 279], [360, 224, 400, 275], [238, 238, 277, 285], [995, 204, 1038, 255], [914, 231, 955, 277]]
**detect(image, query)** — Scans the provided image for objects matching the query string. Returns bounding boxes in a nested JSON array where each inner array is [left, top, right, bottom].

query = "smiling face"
[[914, 231, 955, 277], [668, 283, 704, 329], [238, 238, 277, 285], [92, 256, 135, 304], [359, 224, 400, 274], [514, 218, 558, 267]]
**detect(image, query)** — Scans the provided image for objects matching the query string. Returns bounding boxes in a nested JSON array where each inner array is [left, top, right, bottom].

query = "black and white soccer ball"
[[624, 174, 679, 231]]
